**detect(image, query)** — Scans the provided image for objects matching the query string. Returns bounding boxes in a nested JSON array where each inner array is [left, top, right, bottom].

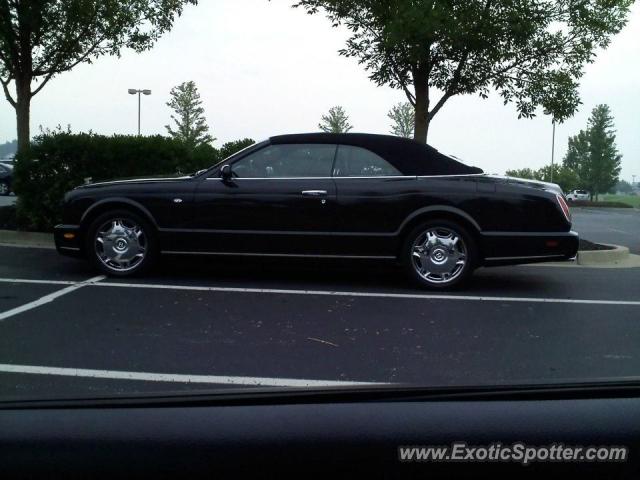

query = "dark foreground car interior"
[[2, 383, 640, 478], [54, 133, 578, 288]]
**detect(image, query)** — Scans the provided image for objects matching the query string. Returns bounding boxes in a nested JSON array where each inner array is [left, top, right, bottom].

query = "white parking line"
[[0, 276, 105, 322], [0, 278, 76, 286], [1, 276, 640, 307], [0, 364, 384, 387], [93, 280, 640, 307]]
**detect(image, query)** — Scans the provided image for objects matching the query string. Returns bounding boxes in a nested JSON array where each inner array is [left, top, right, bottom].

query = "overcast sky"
[[0, 0, 638, 180]]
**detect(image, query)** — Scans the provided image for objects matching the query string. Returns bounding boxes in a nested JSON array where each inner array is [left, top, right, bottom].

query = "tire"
[[401, 219, 477, 290], [0, 181, 9, 196], [85, 209, 157, 277]]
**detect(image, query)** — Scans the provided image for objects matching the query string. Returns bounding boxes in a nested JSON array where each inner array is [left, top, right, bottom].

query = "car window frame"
[[223, 143, 339, 180], [331, 144, 404, 179]]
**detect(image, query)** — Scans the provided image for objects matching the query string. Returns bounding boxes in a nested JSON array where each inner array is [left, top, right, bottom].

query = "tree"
[[581, 105, 622, 200], [505, 168, 536, 180], [615, 179, 633, 194], [505, 165, 579, 193], [165, 81, 214, 150], [563, 129, 590, 172], [562, 105, 622, 200], [294, 0, 632, 143], [318, 106, 353, 133], [388, 102, 414, 138], [536, 164, 580, 193], [0, 0, 197, 154], [219, 138, 255, 160]]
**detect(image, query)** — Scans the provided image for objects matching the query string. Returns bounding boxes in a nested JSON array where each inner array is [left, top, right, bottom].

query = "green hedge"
[[12, 131, 254, 231]]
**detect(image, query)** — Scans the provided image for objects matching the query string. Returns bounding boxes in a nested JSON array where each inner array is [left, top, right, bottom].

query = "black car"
[[55, 133, 578, 288], [0, 163, 12, 196]]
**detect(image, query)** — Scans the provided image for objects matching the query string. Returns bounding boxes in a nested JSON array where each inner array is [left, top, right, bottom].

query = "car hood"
[[484, 175, 563, 195], [76, 174, 192, 189]]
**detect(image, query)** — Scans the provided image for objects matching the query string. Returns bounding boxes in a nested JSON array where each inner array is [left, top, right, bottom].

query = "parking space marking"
[[1, 276, 640, 307], [93, 280, 640, 307], [0, 278, 76, 286], [0, 364, 385, 387], [0, 276, 105, 322]]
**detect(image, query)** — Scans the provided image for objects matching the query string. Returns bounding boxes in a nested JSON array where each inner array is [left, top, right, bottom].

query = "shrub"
[[13, 131, 218, 231], [13, 131, 255, 231], [0, 205, 19, 230]]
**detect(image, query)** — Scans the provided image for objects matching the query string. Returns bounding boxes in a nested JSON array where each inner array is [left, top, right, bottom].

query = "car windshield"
[[0, 1, 639, 404]]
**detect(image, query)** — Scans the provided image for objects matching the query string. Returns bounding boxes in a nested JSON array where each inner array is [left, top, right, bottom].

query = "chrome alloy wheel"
[[94, 218, 147, 272], [411, 227, 467, 284]]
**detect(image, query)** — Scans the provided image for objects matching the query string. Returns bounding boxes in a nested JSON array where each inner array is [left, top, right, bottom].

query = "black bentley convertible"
[[55, 133, 578, 288]]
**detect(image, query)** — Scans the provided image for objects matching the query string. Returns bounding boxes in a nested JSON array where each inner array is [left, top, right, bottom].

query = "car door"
[[184, 143, 338, 255], [332, 145, 419, 257]]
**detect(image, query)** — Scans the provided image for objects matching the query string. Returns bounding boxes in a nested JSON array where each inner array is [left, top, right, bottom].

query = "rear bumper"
[[54, 224, 83, 258], [481, 230, 579, 266]]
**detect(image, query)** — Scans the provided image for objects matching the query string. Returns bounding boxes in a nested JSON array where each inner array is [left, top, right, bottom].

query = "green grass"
[[600, 194, 640, 208]]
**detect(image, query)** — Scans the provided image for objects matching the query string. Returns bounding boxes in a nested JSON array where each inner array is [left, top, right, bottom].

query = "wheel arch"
[[397, 206, 483, 260], [79, 198, 159, 237]]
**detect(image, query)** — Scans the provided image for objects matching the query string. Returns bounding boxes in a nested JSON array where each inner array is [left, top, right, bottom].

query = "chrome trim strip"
[[58, 246, 81, 252], [161, 251, 396, 259], [158, 228, 393, 237], [205, 176, 413, 180], [206, 174, 482, 180], [481, 231, 578, 237], [416, 174, 484, 178], [485, 254, 566, 261], [81, 177, 191, 187]]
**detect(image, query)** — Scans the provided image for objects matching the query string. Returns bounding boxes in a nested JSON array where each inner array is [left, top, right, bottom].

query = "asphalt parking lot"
[[572, 207, 640, 254], [0, 207, 639, 401]]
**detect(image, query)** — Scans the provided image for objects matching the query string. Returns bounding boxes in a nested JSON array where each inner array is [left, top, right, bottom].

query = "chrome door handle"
[[301, 190, 328, 197]]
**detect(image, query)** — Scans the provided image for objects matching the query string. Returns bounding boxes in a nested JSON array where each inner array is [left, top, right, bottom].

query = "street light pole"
[[550, 119, 556, 183], [128, 88, 152, 135]]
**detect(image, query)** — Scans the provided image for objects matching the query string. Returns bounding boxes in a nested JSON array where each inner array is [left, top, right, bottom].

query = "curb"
[[0, 229, 55, 249], [578, 243, 629, 266]]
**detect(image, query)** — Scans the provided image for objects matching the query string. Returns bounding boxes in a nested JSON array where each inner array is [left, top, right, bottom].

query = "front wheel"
[[86, 210, 157, 277], [402, 220, 477, 289], [0, 181, 9, 196]]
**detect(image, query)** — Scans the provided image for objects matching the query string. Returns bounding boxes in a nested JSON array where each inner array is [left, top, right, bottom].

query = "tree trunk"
[[15, 76, 32, 155], [412, 69, 429, 144]]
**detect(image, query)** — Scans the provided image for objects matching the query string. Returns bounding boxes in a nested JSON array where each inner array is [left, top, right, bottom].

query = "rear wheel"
[[85, 210, 157, 277], [402, 219, 477, 289]]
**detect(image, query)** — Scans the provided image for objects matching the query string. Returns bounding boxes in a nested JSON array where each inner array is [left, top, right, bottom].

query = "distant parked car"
[[566, 189, 589, 202], [0, 163, 12, 196]]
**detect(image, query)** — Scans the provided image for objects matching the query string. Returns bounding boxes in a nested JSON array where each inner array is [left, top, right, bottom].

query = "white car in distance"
[[566, 189, 590, 202]]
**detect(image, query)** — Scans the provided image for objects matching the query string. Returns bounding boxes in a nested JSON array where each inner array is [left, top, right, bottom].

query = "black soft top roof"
[[269, 133, 483, 176]]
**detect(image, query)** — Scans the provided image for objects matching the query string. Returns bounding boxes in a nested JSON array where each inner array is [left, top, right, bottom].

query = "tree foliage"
[[615, 179, 633, 194], [294, 0, 632, 143], [318, 105, 353, 133], [387, 101, 414, 138], [219, 138, 256, 160], [565, 104, 621, 200], [0, 0, 197, 152], [508, 104, 622, 198], [505, 165, 579, 193], [166, 81, 214, 149]]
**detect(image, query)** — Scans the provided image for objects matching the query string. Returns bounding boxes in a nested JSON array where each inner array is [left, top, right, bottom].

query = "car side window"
[[231, 144, 336, 178], [333, 145, 402, 177]]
